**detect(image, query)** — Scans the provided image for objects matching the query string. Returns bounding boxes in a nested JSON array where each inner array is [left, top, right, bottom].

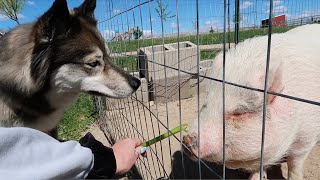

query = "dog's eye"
[[86, 61, 99, 67]]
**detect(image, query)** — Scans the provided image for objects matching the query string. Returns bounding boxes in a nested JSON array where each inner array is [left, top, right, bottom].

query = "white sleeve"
[[0, 127, 94, 179]]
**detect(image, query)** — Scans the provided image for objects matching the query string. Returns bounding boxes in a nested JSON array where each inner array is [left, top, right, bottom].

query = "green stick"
[[141, 124, 188, 147]]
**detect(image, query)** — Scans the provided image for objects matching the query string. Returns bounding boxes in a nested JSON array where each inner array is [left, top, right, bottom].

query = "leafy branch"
[[0, 0, 25, 25], [155, 0, 175, 22]]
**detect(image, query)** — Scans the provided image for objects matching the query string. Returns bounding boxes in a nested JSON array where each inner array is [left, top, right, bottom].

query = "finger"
[[132, 138, 142, 147], [135, 150, 140, 157], [135, 146, 141, 156]]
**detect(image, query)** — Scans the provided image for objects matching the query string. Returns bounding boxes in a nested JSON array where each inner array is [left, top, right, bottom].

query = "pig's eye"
[[227, 111, 248, 119], [232, 112, 247, 116]]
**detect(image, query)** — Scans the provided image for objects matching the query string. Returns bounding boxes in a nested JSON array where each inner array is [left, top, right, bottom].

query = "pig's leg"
[[287, 154, 308, 180], [287, 141, 316, 180], [249, 170, 267, 180], [287, 156, 305, 180]]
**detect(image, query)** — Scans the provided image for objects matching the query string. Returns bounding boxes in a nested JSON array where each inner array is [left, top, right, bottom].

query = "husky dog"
[[0, 0, 140, 138]]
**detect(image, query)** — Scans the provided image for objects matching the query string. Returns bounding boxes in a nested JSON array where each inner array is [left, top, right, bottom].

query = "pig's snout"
[[183, 133, 198, 149], [182, 133, 199, 161]]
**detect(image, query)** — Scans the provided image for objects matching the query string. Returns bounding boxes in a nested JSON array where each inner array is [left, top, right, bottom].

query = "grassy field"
[[201, 50, 219, 60], [108, 26, 294, 53], [110, 26, 294, 71], [114, 56, 137, 71], [113, 50, 218, 72], [58, 94, 96, 140]]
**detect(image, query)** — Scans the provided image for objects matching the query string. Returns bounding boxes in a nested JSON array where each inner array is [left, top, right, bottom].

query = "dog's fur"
[[0, 0, 140, 137]]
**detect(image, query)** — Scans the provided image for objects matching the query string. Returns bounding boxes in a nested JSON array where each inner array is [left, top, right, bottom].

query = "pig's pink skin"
[[184, 24, 320, 179]]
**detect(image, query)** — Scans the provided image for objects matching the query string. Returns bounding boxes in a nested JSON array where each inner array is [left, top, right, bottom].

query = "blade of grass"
[[141, 124, 188, 147]]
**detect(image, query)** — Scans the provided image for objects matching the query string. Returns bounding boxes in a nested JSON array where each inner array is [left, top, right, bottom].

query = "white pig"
[[183, 24, 320, 180]]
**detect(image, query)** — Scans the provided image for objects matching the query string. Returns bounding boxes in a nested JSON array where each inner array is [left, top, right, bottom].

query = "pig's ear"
[[267, 63, 284, 104]]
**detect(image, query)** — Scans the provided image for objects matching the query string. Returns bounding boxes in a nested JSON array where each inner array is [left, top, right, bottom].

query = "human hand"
[[112, 138, 146, 175]]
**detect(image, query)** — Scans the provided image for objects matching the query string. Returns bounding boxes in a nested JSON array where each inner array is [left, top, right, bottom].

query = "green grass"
[[108, 26, 294, 53], [201, 50, 219, 60], [114, 56, 137, 72], [113, 50, 218, 71], [110, 26, 295, 70], [58, 94, 96, 140]]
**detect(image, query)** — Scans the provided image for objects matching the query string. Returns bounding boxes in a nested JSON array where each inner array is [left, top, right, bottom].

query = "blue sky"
[[0, 0, 85, 29], [1, 0, 320, 38]]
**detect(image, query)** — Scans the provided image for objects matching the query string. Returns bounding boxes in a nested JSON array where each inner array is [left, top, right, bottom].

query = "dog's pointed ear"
[[74, 0, 96, 19], [33, 0, 71, 43]]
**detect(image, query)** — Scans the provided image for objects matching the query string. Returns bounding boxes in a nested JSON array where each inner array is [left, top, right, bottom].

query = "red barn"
[[261, 14, 286, 28]]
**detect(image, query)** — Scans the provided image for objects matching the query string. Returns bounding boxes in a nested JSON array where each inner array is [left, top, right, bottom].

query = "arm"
[[79, 132, 117, 179], [79, 132, 145, 178], [0, 127, 143, 179], [0, 127, 93, 179]]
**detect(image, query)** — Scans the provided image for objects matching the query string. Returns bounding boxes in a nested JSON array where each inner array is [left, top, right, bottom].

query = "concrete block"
[[152, 72, 193, 103], [137, 41, 199, 103], [137, 41, 198, 81]]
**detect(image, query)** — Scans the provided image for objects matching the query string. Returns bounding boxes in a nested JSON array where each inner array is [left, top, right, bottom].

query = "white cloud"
[[0, 14, 8, 22], [240, 1, 253, 10], [0, 14, 24, 22], [205, 20, 219, 26], [102, 30, 116, 40], [17, 14, 25, 19], [273, 5, 288, 13], [202, 19, 222, 32], [264, 0, 282, 6], [26, 1, 35, 6], [273, 0, 282, 5], [113, 9, 120, 14], [300, 10, 320, 18], [265, 5, 288, 13], [170, 22, 179, 28], [142, 30, 152, 37], [285, 10, 320, 20]]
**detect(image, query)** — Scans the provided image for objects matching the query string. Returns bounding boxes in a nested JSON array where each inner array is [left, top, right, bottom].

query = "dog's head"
[[31, 0, 140, 98]]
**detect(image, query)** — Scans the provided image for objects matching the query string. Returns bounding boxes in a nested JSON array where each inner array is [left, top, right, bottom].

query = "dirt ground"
[[86, 93, 320, 179]]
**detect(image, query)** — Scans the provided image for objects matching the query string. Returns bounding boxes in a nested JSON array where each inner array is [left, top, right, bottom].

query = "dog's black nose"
[[129, 76, 141, 90]]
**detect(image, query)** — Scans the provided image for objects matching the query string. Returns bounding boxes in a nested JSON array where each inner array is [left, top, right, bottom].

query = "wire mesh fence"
[[94, 0, 320, 179]]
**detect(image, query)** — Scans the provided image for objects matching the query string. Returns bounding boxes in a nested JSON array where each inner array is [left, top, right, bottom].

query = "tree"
[[192, 20, 196, 31], [133, 26, 143, 39], [0, 0, 25, 25], [155, 0, 175, 22], [209, 27, 215, 33]]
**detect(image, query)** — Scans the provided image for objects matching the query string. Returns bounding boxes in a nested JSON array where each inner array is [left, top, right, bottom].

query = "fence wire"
[[95, 0, 320, 179]]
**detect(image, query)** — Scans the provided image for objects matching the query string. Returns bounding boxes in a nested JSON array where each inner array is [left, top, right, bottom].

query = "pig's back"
[[213, 24, 320, 102], [280, 24, 320, 103]]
